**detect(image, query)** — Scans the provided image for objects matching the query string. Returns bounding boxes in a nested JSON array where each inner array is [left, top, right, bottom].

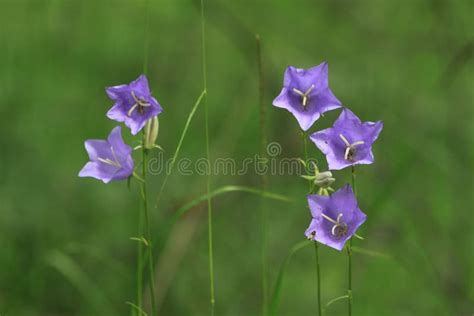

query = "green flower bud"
[[314, 171, 335, 188], [144, 116, 159, 150]]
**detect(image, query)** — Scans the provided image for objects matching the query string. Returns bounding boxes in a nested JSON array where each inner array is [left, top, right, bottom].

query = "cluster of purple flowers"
[[273, 62, 383, 251], [79, 75, 163, 183]]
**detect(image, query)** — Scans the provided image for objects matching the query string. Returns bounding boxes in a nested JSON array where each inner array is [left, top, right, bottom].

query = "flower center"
[[128, 90, 151, 116], [292, 85, 315, 111], [321, 213, 348, 238], [97, 147, 122, 168], [339, 134, 364, 161]]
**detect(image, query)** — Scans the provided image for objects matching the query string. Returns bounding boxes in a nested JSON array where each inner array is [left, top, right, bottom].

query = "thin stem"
[[301, 131, 322, 316], [135, 1, 151, 315], [141, 145, 157, 315], [201, 1, 215, 315], [348, 165, 357, 316], [256, 34, 268, 316], [136, 195, 144, 316], [314, 241, 322, 316]]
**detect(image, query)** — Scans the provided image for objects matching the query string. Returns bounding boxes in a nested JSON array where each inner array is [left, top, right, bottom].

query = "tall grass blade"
[[269, 240, 311, 316]]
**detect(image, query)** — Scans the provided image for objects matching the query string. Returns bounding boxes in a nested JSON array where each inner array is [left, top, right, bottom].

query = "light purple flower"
[[106, 75, 163, 135], [79, 126, 134, 183], [272, 62, 342, 131], [310, 108, 383, 170], [305, 184, 366, 251]]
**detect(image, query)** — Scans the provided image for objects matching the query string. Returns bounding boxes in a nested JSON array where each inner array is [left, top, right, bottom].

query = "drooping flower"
[[272, 62, 342, 131], [310, 108, 383, 170], [106, 74, 163, 135], [78, 126, 134, 183], [305, 184, 366, 251]]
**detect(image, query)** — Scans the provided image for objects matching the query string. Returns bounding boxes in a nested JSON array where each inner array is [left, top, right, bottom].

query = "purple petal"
[[78, 161, 115, 183], [307, 194, 330, 218], [107, 126, 132, 157], [84, 140, 111, 161], [129, 74, 151, 97], [106, 103, 127, 123], [106, 84, 130, 101]]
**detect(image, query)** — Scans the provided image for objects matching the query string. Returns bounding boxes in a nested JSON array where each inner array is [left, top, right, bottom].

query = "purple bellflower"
[[272, 62, 342, 131], [305, 184, 366, 251], [79, 126, 134, 183], [310, 108, 383, 170], [106, 75, 163, 135]]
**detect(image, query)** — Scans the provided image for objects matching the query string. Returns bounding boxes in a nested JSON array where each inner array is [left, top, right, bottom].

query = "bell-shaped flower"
[[310, 108, 383, 170], [305, 184, 366, 251], [79, 126, 134, 183], [272, 62, 342, 131], [106, 74, 163, 135]]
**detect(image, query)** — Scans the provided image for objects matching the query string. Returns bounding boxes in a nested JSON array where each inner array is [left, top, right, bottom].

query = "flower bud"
[[314, 171, 335, 188], [144, 116, 159, 150]]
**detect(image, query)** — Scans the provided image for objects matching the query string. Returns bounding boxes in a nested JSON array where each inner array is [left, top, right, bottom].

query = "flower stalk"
[[348, 165, 357, 316], [200, 1, 215, 314], [256, 33, 269, 316], [141, 138, 157, 315], [301, 131, 322, 316]]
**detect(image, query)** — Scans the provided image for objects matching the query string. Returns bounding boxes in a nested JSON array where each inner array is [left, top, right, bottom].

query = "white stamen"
[[131, 90, 139, 103], [127, 103, 139, 116], [97, 157, 121, 168], [128, 91, 151, 116], [292, 88, 304, 96], [339, 134, 365, 161], [321, 213, 338, 225], [351, 141, 365, 146], [293, 85, 315, 109], [304, 84, 315, 95], [344, 147, 352, 160], [97, 146, 122, 168], [339, 134, 351, 147], [110, 147, 120, 165], [321, 212, 347, 238]]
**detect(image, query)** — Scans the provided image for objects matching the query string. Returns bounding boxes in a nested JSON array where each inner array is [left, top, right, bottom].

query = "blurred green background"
[[0, 0, 473, 315]]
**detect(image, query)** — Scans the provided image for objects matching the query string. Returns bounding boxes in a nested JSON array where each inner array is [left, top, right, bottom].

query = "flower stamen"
[[128, 90, 151, 116], [97, 146, 122, 168], [292, 84, 315, 110], [97, 157, 121, 168], [339, 134, 365, 161], [321, 212, 348, 238]]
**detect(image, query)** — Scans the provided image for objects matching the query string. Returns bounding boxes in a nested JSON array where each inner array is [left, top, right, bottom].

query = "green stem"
[[141, 145, 156, 315], [135, 1, 150, 315], [348, 166, 357, 316], [201, 1, 215, 314], [256, 34, 268, 316], [301, 131, 322, 316], [135, 198, 144, 316]]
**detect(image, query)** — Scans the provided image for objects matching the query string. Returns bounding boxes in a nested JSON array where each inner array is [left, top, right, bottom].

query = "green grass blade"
[[45, 250, 115, 314], [155, 90, 207, 206], [351, 246, 392, 260], [269, 240, 311, 316], [169, 185, 293, 224], [126, 301, 148, 316]]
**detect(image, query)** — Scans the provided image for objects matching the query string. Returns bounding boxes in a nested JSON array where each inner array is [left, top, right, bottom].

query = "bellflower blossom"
[[272, 62, 342, 131], [106, 74, 163, 135], [305, 184, 366, 251], [310, 108, 383, 170], [79, 126, 134, 183]]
